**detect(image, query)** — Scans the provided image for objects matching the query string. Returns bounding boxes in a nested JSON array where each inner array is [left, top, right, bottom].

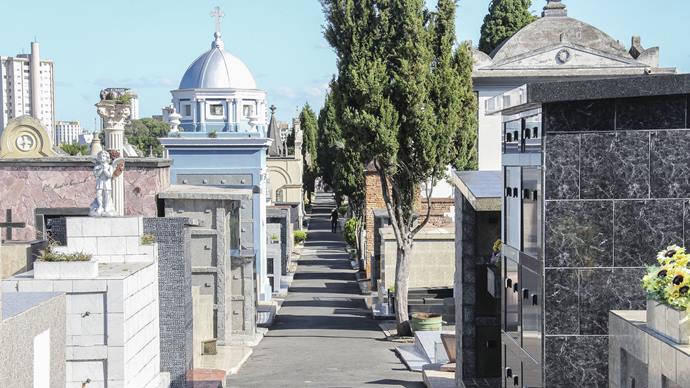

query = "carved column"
[[96, 100, 130, 216]]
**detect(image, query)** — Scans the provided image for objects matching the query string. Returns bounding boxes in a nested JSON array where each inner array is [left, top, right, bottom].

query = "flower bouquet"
[[642, 245, 690, 343]]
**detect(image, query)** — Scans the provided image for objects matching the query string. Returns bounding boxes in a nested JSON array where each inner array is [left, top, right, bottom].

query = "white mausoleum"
[[171, 28, 267, 134]]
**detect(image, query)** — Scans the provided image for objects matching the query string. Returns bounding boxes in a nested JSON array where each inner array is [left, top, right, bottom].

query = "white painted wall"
[[476, 84, 522, 171], [33, 329, 50, 388]]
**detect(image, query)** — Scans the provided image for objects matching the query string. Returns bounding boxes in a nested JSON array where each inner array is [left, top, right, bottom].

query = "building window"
[[209, 104, 224, 116], [183, 104, 191, 116], [243, 104, 254, 118]]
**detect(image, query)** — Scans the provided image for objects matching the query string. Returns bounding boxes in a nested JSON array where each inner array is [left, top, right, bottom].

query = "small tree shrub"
[[294, 230, 307, 244], [344, 218, 358, 248]]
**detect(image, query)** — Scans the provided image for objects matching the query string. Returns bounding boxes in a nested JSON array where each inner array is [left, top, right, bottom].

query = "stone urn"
[[647, 299, 690, 344]]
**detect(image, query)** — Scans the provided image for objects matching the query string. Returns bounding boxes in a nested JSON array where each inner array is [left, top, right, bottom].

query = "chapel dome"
[[179, 32, 257, 90], [490, 1, 631, 62]]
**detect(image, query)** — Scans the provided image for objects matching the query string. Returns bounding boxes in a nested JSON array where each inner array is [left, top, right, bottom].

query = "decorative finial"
[[543, 0, 567, 17], [270, 105, 277, 115]]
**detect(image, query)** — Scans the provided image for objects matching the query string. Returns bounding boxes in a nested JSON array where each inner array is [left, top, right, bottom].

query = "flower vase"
[[647, 299, 690, 344]]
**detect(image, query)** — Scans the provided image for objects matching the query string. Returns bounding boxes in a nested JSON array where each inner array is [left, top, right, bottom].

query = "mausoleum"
[[472, 0, 676, 171], [489, 73, 690, 387], [161, 9, 273, 302]]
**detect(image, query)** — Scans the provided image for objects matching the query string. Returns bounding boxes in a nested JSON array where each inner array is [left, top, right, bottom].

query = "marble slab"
[[544, 269, 579, 335], [579, 268, 646, 335], [545, 134, 580, 200], [543, 99, 615, 132], [650, 130, 690, 198], [544, 335, 608, 387], [580, 131, 650, 199], [616, 95, 687, 130], [613, 200, 684, 267], [545, 200, 613, 268]]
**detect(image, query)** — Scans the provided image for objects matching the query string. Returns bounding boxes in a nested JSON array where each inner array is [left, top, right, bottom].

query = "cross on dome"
[[210, 6, 225, 34]]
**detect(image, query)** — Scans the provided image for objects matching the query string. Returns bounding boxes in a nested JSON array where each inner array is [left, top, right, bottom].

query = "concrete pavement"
[[228, 193, 423, 388]]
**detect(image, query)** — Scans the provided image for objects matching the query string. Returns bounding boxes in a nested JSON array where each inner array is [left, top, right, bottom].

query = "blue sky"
[[0, 0, 687, 130]]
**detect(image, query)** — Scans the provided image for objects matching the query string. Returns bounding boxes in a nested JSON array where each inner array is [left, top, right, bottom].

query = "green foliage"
[[60, 142, 89, 156], [344, 218, 358, 248], [317, 81, 366, 215], [116, 94, 134, 105], [38, 243, 92, 262], [208, 130, 218, 138], [140, 233, 156, 245], [479, 0, 536, 54], [124, 118, 170, 157], [300, 104, 319, 199], [338, 205, 348, 216], [294, 230, 307, 244], [322, 0, 478, 325]]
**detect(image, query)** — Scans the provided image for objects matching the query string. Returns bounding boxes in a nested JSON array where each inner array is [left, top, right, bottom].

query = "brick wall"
[[364, 168, 455, 279]]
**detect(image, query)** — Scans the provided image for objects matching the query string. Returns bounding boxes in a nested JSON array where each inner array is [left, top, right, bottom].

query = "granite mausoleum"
[[490, 74, 690, 387], [450, 170, 502, 386]]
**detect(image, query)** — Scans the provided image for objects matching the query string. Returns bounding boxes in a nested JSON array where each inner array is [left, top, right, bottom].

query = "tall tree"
[[317, 87, 339, 190], [124, 118, 170, 157], [323, 0, 477, 333], [478, 0, 536, 54], [300, 104, 319, 201]]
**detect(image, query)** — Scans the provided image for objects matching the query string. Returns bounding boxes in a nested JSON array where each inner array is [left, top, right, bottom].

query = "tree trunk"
[[395, 235, 414, 336]]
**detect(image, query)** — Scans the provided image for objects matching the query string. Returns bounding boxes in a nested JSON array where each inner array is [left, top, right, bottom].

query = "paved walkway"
[[229, 193, 423, 388]]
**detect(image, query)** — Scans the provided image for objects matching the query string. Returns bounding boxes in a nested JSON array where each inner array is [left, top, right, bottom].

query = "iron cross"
[[0, 209, 26, 241]]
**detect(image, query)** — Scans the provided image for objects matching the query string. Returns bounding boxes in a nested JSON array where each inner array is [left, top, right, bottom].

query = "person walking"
[[330, 208, 339, 233]]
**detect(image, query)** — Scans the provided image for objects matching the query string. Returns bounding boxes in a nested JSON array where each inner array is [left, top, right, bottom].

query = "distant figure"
[[330, 208, 339, 233]]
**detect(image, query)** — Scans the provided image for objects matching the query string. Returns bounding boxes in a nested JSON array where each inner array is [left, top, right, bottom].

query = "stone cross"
[[210, 7, 225, 34], [0, 209, 26, 241]]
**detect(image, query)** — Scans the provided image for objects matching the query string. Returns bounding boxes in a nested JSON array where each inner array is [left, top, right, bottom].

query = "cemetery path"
[[229, 193, 424, 388]]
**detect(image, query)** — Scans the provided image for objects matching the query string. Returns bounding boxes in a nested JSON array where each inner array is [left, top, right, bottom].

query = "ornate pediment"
[[482, 44, 645, 70], [0, 116, 56, 159]]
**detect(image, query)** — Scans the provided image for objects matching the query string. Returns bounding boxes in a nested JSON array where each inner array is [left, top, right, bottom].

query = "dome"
[[179, 33, 257, 90], [490, 3, 631, 63]]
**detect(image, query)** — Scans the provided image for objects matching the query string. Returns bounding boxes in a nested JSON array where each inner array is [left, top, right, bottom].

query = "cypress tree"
[[322, 0, 476, 333], [300, 104, 319, 201], [478, 0, 536, 55]]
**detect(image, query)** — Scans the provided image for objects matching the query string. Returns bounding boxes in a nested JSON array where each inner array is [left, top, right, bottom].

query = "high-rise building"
[[54, 120, 81, 145], [0, 41, 55, 138]]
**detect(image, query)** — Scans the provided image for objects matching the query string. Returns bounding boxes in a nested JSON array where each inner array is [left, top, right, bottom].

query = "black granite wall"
[[542, 94, 690, 387], [455, 192, 501, 382], [144, 217, 193, 388]]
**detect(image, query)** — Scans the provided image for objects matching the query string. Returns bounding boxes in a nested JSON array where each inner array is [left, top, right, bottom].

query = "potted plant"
[[141, 233, 156, 245], [410, 312, 443, 332], [34, 243, 97, 280], [270, 234, 280, 243], [642, 245, 690, 344]]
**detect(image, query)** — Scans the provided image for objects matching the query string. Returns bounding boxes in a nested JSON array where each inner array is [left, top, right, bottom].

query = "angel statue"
[[89, 150, 124, 217]]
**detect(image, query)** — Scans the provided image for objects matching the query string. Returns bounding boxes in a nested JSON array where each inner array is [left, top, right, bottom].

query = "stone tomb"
[[267, 205, 293, 276], [2, 216, 168, 388], [159, 185, 258, 353], [490, 74, 690, 387], [266, 222, 282, 294], [609, 310, 690, 388], [450, 170, 502, 386]]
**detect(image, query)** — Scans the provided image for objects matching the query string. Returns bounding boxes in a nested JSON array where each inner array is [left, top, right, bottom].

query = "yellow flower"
[[657, 245, 687, 265]]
